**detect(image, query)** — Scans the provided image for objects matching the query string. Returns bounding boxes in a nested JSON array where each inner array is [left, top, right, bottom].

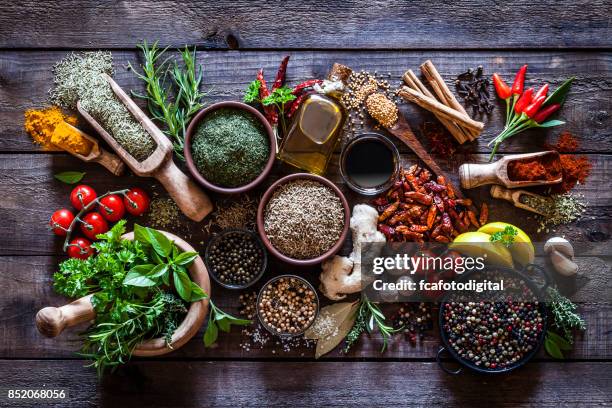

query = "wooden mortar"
[[35, 231, 210, 357]]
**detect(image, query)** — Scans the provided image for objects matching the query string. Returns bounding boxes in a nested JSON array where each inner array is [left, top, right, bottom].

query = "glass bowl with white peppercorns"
[[205, 229, 267, 289], [257, 275, 320, 337]]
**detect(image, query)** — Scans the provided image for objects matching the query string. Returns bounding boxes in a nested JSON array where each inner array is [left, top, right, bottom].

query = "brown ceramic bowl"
[[256, 173, 350, 266], [184, 101, 276, 194]]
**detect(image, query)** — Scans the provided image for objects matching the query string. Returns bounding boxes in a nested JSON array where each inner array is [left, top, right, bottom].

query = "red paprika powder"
[[507, 153, 562, 182]]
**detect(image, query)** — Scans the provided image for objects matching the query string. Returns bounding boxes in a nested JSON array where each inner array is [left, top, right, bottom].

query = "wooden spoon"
[[35, 231, 210, 356], [490, 185, 550, 215], [53, 122, 125, 176], [459, 151, 562, 189], [77, 73, 213, 221]]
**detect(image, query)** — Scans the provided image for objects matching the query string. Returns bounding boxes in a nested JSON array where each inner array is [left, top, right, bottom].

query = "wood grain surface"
[[1, 1, 611, 406]]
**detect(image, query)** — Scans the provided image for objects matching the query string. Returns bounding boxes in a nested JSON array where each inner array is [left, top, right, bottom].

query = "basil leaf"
[[217, 318, 231, 333], [173, 269, 192, 301], [174, 251, 199, 266], [203, 320, 218, 347], [148, 228, 173, 257], [133, 224, 149, 244], [537, 119, 565, 128], [148, 264, 169, 278], [128, 264, 155, 275], [189, 282, 208, 302], [543, 77, 574, 107], [545, 337, 564, 359], [54, 171, 86, 184], [123, 271, 156, 287]]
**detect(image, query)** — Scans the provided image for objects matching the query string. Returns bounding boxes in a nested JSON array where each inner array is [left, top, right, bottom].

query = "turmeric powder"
[[51, 121, 93, 155], [24, 106, 78, 150]]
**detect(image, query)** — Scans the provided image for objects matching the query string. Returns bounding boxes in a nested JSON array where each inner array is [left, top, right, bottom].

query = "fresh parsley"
[[489, 226, 518, 247], [243, 80, 261, 104]]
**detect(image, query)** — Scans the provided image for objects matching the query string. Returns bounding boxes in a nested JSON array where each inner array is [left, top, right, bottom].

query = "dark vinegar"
[[344, 139, 395, 188]]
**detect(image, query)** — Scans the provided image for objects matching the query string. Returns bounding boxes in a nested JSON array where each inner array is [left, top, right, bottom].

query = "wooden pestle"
[[490, 185, 550, 215], [36, 294, 95, 338]]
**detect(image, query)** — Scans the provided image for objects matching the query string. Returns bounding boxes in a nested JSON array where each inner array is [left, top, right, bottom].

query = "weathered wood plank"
[[1, 254, 609, 360], [1, 360, 611, 407], [0, 1, 610, 49], [0, 153, 609, 256], [1, 51, 610, 152]]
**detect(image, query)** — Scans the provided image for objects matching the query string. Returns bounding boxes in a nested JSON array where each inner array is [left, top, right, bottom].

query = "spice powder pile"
[[264, 179, 345, 259]]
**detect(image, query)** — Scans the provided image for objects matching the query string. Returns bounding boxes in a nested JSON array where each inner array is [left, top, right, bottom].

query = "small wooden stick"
[[420, 60, 481, 140], [398, 86, 484, 133], [403, 70, 468, 144]]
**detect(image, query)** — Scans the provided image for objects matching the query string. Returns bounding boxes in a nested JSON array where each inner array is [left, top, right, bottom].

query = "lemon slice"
[[450, 231, 514, 269], [478, 222, 535, 266]]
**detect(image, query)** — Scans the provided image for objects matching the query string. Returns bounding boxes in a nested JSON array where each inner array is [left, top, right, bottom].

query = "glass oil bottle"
[[278, 93, 346, 175]]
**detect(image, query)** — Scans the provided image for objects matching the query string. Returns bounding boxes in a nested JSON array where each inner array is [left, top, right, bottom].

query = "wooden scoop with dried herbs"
[[53, 220, 247, 375]]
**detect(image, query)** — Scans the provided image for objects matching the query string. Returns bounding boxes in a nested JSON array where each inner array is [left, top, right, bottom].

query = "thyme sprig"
[[344, 296, 400, 353], [130, 41, 207, 159], [547, 287, 586, 343]]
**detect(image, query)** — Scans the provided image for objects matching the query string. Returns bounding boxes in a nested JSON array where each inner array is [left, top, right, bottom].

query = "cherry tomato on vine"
[[124, 188, 150, 216], [80, 212, 109, 240], [49, 208, 75, 236], [70, 185, 98, 211], [99, 194, 126, 222], [67, 237, 94, 260]]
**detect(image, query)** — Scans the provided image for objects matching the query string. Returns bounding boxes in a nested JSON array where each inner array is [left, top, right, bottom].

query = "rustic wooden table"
[[1, 1, 611, 407]]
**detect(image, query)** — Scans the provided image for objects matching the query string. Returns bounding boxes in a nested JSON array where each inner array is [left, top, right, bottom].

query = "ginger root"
[[319, 204, 385, 300]]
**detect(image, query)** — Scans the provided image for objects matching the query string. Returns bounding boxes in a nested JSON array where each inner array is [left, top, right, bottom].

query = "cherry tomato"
[[124, 188, 150, 216], [80, 212, 109, 240], [70, 185, 98, 211], [99, 194, 126, 222], [49, 208, 75, 236], [67, 237, 94, 260]]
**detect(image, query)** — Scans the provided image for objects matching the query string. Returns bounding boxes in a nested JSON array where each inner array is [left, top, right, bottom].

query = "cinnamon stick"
[[398, 86, 484, 133]]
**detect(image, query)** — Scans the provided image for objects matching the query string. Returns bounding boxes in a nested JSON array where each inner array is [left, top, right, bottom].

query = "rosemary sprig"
[[130, 41, 207, 159], [343, 296, 400, 353]]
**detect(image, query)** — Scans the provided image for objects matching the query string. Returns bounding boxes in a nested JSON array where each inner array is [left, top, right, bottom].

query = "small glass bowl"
[[204, 229, 267, 290], [256, 274, 320, 337], [340, 133, 400, 196]]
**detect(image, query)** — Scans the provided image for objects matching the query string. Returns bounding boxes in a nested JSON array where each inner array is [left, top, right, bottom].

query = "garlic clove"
[[544, 237, 575, 260], [549, 249, 578, 276]]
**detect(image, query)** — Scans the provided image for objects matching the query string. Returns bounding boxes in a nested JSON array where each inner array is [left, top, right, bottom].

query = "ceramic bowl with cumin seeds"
[[256, 173, 350, 266], [184, 101, 276, 194]]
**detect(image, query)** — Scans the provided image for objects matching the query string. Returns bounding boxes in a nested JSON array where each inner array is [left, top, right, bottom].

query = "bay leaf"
[[305, 301, 355, 340], [314, 301, 360, 359]]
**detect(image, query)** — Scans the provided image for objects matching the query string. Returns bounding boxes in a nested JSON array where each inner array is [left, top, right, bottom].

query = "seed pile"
[[192, 108, 269, 187], [207, 231, 264, 286], [264, 179, 345, 259], [51, 52, 156, 162], [258, 277, 318, 335], [365, 93, 399, 128], [442, 299, 544, 370]]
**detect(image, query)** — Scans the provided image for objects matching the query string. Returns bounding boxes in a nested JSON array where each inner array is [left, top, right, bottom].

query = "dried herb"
[[547, 287, 586, 343], [305, 301, 359, 358]]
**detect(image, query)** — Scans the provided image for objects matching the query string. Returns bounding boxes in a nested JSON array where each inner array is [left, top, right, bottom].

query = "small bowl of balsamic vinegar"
[[340, 133, 400, 195]]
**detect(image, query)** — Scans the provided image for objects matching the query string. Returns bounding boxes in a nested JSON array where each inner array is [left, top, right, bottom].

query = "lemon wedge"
[[478, 222, 535, 266], [450, 231, 514, 268]]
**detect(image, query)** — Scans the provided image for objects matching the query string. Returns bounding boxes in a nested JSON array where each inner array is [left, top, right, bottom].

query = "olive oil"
[[279, 94, 345, 175]]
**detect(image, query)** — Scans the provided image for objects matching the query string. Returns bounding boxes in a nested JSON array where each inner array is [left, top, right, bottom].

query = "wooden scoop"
[[35, 231, 210, 356], [459, 151, 562, 189], [490, 185, 550, 215], [77, 73, 213, 221], [53, 122, 125, 176]]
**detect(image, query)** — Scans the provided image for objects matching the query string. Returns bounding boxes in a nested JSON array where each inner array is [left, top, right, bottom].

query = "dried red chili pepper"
[[532, 103, 561, 123], [272, 56, 290, 91], [479, 203, 489, 226], [292, 79, 323, 95], [257, 69, 278, 124], [492, 73, 512, 99], [514, 88, 534, 114], [511, 64, 528, 95]]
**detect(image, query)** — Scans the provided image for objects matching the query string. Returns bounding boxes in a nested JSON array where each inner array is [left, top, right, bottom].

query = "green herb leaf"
[[173, 269, 192, 302], [148, 264, 169, 278], [543, 77, 574, 108], [189, 281, 208, 302], [490, 226, 518, 247], [135, 224, 172, 257], [547, 331, 573, 351], [128, 264, 155, 276], [216, 318, 231, 333], [262, 86, 296, 106], [203, 319, 218, 347], [123, 271, 157, 287], [537, 119, 565, 128], [243, 80, 261, 103], [174, 251, 199, 266], [54, 171, 86, 184], [545, 336, 564, 359]]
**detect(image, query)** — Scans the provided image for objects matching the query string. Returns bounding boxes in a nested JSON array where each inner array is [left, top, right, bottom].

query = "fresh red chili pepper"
[[292, 79, 323, 95], [514, 87, 534, 114], [272, 56, 290, 91], [532, 103, 561, 123], [533, 84, 549, 101], [524, 95, 547, 118], [492, 73, 512, 99], [257, 69, 278, 124], [511, 64, 528, 95]]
